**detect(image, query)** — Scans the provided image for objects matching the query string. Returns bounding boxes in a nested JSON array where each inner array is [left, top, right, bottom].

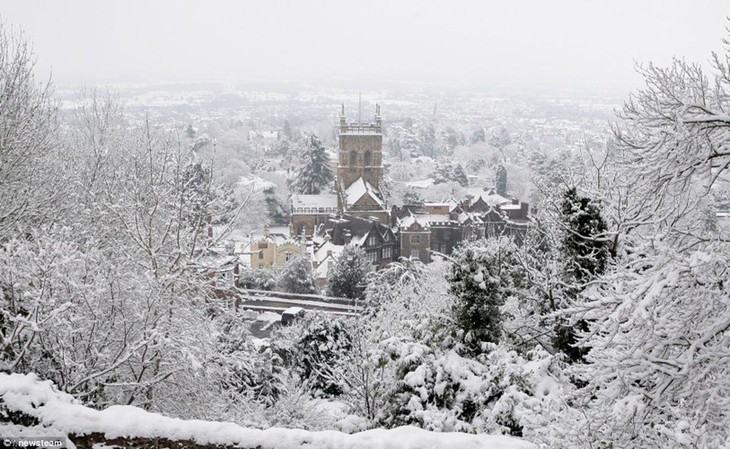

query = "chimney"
[[520, 202, 529, 219]]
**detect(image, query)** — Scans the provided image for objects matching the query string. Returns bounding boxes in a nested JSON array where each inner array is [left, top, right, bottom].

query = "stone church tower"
[[337, 103, 383, 191]]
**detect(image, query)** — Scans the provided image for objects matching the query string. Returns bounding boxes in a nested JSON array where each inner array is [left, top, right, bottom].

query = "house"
[[311, 239, 344, 289], [248, 225, 306, 269], [290, 193, 338, 237], [398, 214, 431, 263], [320, 214, 398, 269]]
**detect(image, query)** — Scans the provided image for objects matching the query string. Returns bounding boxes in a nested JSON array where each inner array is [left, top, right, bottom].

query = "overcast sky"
[[3, 0, 730, 94]]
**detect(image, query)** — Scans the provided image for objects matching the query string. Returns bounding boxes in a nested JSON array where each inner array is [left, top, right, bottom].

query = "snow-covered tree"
[[447, 238, 523, 355], [556, 27, 730, 448], [489, 127, 512, 151], [496, 165, 508, 196], [278, 257, 318, 294], [275, 312, 353, 397], [289, 133, 334, 195], [326, 245, 370, 300], [0, 25, 59, 236], [552, 187, 611, 362]]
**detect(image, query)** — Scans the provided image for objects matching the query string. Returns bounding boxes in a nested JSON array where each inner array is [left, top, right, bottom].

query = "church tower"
[[337, 103, 383, 191], [335, 103, 389, 224]]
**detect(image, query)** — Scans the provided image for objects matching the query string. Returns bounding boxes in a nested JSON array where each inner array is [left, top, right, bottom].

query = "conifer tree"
[[496, 165, 508, 196], [289, 133, 334, 195], [326, 245, 369, 300], [447, 238, 521, 355], [453, 163, 469, 187], [278, 257, 318, 294], [552, 187, 610, 362]]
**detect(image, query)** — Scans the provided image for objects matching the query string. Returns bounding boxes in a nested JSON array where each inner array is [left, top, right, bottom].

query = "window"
[[410, 235, 421, 244], [410, 249, 420, 259], [367, 250, 378, 263], [285, 252, 292, 262], [258, 242, 268, 249], [367, 235, 377, 247], [350, 151, 357, 165], [364, 151, 372, 166], [258, 250, 264, 259], [383, 246, 392, 259]]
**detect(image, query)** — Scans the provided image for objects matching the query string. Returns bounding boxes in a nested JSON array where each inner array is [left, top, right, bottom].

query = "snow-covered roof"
[[405, 178, 434, 189], [346, 177, 386, 209], [292, 194, 338, 209], [399, 214, 431, 230], [314, 240, 345, 264], [292, 195, 338, 217], [500, 203, 522, 210], [423, 214, 452, 224], [467, 188, 511, 207]]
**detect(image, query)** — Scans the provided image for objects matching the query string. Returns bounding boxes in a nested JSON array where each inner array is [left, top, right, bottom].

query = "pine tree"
[[447, 238, 521, 355], [326, 245, 369, 300], [278, 257, 318, 294], [559, 187, 610, 285], [452, 163, 469, 187], [471, 128, 486, 144], [552, 187, 610, 363], [289, 133, 334, 195], [496, 165, 508, 196], [263, 186, 290, 226], [419, 123, 436, 158]]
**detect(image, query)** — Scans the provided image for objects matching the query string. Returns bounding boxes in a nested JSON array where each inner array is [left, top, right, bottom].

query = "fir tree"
[[453, 163, 469, 187], [552, 187, 610, 363], [560, 187, 610, 285], [447, 238, 521, 355], [278, 257, 318, 294], [263, 186, 290, 226], [326, 245, 369, 300], [419, 123, 436, 158], [496, 165, 508, 196], [471, 128, 486, 143], [289, 133, 334, 195]]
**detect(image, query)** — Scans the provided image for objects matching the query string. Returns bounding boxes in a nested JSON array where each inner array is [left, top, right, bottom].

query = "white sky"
[[3, 0, 730, 94]]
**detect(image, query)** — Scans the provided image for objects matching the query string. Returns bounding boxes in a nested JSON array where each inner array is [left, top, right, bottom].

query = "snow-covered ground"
[[0, 373, 535, 449]]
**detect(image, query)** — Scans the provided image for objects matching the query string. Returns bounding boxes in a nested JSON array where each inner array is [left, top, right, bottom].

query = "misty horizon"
[[4, 0, 730, 97]]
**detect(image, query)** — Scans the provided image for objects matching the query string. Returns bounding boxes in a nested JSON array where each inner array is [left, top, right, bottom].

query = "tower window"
[[350, 151, 357, 165], [364, 151, 372, 166]]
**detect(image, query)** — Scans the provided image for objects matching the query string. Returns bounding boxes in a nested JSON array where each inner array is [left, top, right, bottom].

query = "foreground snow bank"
[[0, 373, 535, 449]]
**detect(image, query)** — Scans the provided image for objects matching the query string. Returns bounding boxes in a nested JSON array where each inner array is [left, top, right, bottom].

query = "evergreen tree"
[[489, 126, 512, 150], [559, 187, 610, 285], [496, 165, 508, 196], [278, 257, 318, 294], [447, 238, 521, 355], [277, 312, 353, 396], [326, 245, 369, 300], [471, 128, 486, 144], [237, 268, 279, 291], [552, 187, 610, 363], [289, 133, 334, 195], [185, 124, 195, 139], [403, 188, 425, 207], [452, 163, 469, 187], [419, 123, 436, 158], [263, 186, 290, 226]]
